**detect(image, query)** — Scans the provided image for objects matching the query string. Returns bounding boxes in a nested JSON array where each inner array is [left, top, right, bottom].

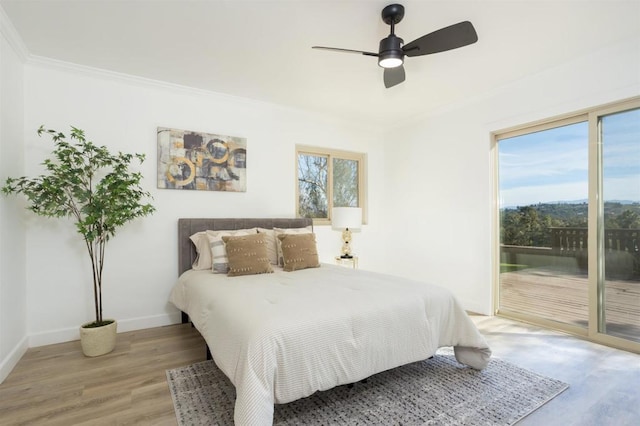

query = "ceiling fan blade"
[[384, 65, 405, 88], [312, 46, 378, 57], [403, 21, 478, 57]]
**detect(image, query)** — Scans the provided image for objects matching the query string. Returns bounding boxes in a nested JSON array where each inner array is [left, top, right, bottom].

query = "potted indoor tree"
[[2, 126, 155, 356]]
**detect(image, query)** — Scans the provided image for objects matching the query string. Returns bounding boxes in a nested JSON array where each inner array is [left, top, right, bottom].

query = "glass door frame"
[[589, 97, 640, 351], [491, 96, 640, 354]]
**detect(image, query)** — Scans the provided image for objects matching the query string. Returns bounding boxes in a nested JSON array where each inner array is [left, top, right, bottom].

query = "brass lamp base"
[[341, 227, 352, 258]]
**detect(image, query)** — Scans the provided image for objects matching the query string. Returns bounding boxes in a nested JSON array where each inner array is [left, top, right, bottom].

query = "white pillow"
[[273, 226, 313, 266], [257, 228, 278, 265], [208, 228, 257, 273], [189, 231, 212, 270]]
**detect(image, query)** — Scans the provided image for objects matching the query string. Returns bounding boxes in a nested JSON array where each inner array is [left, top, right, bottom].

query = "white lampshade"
[[332, 207, 362, 230]]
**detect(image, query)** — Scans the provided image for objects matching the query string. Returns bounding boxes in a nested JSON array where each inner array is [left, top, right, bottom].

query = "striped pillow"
[[256, 228, 278, 265]]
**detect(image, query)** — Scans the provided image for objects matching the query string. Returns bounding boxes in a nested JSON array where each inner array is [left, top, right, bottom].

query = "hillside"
[[501, 202, 640, 247]]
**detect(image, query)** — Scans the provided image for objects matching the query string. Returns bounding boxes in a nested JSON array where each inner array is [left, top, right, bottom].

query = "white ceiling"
[[2, 1, 639, 127]]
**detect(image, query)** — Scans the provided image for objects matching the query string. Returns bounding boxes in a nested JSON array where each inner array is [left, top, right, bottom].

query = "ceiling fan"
[[312, 4, 478, 88]]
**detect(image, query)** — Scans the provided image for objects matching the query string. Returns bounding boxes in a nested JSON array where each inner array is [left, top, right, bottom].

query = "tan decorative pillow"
[[208, 229, 257, 273], [277, 233, 320, 272], [222, 233, 274, 277], [273, 226, 313, 266]]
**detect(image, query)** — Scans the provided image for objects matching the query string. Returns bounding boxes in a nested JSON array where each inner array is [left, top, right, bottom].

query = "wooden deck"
[[500, 267, 640, 342]]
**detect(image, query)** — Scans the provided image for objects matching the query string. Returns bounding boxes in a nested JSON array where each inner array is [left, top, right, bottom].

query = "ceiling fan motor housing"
[[378, 34, 404, 68]]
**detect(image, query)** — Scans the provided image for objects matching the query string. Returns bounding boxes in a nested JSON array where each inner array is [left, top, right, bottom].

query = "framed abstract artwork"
[[157, 127, 247, 192]]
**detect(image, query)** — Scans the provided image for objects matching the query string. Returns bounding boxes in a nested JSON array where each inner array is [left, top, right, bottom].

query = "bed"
[[170, 218, 491, 426]]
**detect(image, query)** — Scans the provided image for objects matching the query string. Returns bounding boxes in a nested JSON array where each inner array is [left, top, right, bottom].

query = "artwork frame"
[[157, 127, 247, 192]]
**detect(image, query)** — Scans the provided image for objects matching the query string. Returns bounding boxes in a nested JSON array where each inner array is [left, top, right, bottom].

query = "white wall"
[[21, 60, 386, 346], [380, 37, 640, 315], [0, 16, 27, 382]]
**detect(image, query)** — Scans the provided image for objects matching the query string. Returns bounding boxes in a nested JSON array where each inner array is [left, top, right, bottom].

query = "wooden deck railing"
[[502, 227, 640, 279], [549, 227, 639, 254]]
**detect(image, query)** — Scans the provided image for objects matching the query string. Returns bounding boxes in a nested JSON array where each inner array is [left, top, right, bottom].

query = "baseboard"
[[28, 326, 80, 348], [116, 312, 182, 333], [0, 335, 28, 384], [460, 298, 491, 317], [28, 312, 182, 348]]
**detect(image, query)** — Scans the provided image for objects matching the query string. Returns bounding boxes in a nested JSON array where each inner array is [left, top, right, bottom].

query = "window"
[[493, 97, 640, 352], [296, 146, 366, 224]]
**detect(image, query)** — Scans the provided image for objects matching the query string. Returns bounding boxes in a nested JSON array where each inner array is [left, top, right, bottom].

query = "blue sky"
[[499, 108, 640, 207]]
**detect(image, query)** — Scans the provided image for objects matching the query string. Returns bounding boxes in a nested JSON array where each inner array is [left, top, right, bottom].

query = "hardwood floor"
[[0, 324, 206, 425], [1, 318, 639, 425], [473, 315, 640, 425]]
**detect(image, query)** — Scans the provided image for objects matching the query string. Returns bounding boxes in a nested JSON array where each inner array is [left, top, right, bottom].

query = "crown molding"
[[26, 54, 250, 99], [24, 54, 382, 131], [0, 5, 29, 62], [27, 53, 318, 116]]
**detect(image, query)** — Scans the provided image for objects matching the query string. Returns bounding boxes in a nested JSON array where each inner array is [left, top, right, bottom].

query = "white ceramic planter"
[[80, 320, 117, 357]]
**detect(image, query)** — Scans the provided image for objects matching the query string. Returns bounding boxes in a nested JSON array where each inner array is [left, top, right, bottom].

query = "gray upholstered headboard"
[[178, 218, 313, 276]]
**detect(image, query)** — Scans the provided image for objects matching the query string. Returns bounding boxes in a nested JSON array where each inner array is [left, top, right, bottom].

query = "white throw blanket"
[[170, 264, 491, 426]]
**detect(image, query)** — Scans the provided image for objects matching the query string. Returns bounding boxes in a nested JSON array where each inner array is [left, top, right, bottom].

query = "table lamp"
[[332, 207, 362, 258]]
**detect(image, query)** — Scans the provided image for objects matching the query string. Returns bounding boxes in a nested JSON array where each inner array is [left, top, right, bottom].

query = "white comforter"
[[169, 264, 491, 426]]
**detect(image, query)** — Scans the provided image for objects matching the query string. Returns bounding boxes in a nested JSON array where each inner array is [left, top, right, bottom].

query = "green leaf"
[[1, 125, 155, 325]]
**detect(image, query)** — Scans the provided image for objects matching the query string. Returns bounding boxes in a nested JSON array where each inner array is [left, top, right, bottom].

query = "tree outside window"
[[297, 147, 365, 224], [298, 153, 328, 218]]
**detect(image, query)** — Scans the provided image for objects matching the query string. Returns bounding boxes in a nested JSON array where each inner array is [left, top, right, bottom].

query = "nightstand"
[[335, 256, 358, 269]]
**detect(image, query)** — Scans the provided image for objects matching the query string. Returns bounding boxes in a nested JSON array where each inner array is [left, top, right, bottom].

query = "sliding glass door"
[[497, 119, 590, 330], [599, 107, 640, 343], [495, 98, 640, 351]]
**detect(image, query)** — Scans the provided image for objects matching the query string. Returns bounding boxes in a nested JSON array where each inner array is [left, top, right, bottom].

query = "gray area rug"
[[166, 350, 568, 425]]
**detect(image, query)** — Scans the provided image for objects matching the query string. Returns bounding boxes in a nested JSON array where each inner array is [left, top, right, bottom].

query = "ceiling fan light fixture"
[[378, 54, 403, 68]]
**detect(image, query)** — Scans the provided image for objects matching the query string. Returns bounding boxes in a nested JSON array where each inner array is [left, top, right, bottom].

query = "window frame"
[[295, 145, 367, 226]]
